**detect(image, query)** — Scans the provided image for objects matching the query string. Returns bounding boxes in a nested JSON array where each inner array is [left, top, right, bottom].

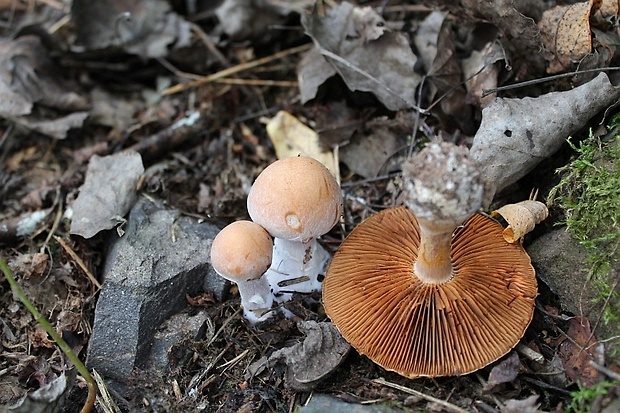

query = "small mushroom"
[[322, 141, 537, 378], [210, 220, 274, 323], [247, 156, 342, 302]]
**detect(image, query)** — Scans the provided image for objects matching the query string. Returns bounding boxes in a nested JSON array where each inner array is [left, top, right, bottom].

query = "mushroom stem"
[[236, 276, 274, 323], [265, 237, 331, 301], [414, 220, 455, 284]]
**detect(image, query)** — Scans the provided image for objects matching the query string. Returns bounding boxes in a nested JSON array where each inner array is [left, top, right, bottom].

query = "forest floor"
[[1, 0, 620, 412]]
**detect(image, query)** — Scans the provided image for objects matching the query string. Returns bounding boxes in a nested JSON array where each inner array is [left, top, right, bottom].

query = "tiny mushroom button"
[[210, 220, 274, 324], [322, 142, 538, 378]]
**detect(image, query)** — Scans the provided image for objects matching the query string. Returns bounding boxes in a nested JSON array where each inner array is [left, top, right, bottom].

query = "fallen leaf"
[[414, 11, 474, 133], [340, 113, 412, 178], [470, 73, 620, 195], [492, 200, 549, 243], [430, 0, 543, 55], [266, 111, 338, 177], [500, 395, 546, 413], [246, 321, 350, 391], [13, 112, 89, 140], [72, 0, 192, 59], [483, 352, 521, 393], [0, 36, 89, 139], [301, 1, 421, 111], [70, 151, 144, 239], [462, 41, 505, 108], [539, 0, 595, 73], [4, 371, 75, 413], [297, 46, 338, 104], [557, 317, 603, 386], [215, 0, 287, 41]]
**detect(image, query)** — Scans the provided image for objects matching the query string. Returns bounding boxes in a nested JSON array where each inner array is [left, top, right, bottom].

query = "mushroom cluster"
[[322, 141, 539, 378], [210, 156, 342, 323]]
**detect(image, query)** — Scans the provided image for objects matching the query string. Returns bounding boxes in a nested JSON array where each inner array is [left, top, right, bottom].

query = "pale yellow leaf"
[[265, 111, 339, 180]]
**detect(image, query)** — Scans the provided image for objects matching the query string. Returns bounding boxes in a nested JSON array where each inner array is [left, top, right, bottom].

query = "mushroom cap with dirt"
[[247, 156, 342, 242], [322, 141, 538, 378]]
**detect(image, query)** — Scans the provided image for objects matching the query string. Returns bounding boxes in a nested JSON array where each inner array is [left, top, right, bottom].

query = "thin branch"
[[481, 67, 620, 97], [372, 378, 469, 413], [162, 43, 312, 95]]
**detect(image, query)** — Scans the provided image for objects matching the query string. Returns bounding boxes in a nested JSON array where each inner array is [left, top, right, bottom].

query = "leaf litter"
[[1, 0, 620, 412]]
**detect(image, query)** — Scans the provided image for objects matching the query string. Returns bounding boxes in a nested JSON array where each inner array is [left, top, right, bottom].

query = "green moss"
[[548, 125, 620, 327], [565, 380, 620, 413]]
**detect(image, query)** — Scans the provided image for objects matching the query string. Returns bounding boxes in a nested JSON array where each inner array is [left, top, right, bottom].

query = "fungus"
[[210, 220, 274, 323], [247, 156, 342, 301], [322, 141, 538, 378]]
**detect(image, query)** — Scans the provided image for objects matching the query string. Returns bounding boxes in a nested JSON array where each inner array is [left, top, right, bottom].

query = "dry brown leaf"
[[265, 111, 338, 178], [539, 0, 595, 73], [492, 200, 549, 243], [557, 317, 603, 386]]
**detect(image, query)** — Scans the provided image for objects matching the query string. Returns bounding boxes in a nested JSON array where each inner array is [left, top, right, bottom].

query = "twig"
[[372, 378, 469, 413], [162, 43, 312, 95], [54, 235, 102, 290], [213, 78, 298, 87], [515, 342, 544, 363], [589, 360, 620, 382], [0, 255, 97, 413], [481, 67, 620, 97], [92, 369, 121, 413]]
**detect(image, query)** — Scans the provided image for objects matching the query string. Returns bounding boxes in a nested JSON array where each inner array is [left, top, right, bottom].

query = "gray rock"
[[528, 227, 620, 356], [148, 310, 211, 373], [86, 196, 227, 384], [298, 394, 403, 413]]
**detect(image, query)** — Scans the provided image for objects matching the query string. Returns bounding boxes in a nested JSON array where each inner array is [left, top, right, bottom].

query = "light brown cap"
[[322, 206, 537, 378], [210, 220, 273, 283], [247, 156, 342, 242]]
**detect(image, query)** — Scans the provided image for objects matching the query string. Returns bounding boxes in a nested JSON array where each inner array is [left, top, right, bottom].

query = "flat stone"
[[86, 196, 227, 384]]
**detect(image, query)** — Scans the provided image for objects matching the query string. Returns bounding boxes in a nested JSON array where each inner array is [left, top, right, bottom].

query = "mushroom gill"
[[322, 206, 537, 378]]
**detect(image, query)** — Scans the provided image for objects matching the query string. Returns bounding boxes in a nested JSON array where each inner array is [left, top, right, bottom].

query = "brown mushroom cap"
[[247, 156, 342, 242], [210, 220, 273, 283], [322, 206, 537, 378]]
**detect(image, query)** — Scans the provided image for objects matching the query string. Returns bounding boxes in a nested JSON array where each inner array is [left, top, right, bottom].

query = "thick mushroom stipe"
[[322, 206, 537, 378]]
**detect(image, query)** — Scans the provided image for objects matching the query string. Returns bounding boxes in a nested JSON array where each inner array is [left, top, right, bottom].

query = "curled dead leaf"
[[492, 200, 549, 243]]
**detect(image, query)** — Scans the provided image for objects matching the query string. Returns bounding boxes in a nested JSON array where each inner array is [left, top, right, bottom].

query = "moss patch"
[[548, 125, 620, 343]]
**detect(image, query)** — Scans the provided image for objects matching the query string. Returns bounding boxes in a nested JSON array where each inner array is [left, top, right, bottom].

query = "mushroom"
[[322, 141, 538, 378], [247, 156, 342, 302], [210, 220, 274, 323]]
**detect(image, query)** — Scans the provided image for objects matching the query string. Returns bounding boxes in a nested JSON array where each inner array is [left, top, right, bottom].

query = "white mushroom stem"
[[401, 141, 490, 285], [265, 237, 331, 302], [235, 276, 274, 324]]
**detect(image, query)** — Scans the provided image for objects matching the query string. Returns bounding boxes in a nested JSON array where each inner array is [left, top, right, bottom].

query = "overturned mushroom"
[[210, 220, 274, 324], [247, 156, 342, 302], [322, 141, 538, 378]]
